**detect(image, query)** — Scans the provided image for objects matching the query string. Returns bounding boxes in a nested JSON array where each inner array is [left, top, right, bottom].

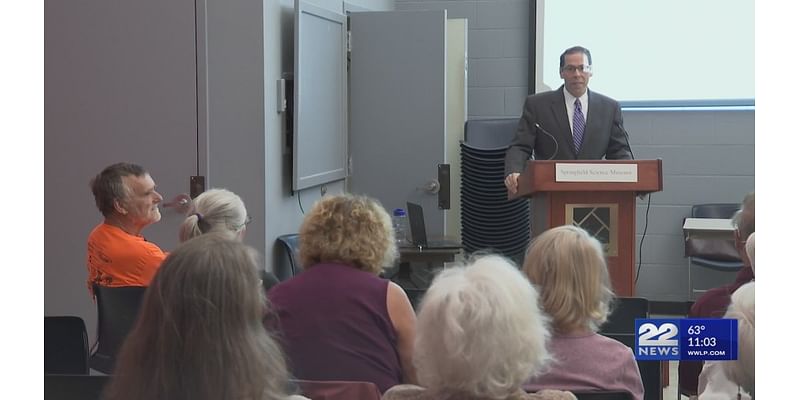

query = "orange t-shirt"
[[86, 223, 167, 296]]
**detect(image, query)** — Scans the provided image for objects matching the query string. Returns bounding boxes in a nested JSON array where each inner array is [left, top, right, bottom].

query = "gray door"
[[348, 10, 447, 236], [45, 0, 199, 333]]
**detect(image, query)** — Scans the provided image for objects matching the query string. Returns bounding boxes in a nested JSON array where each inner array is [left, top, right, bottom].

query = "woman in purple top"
[[521, 225, 644, 400], [268, 194, 417, 393]]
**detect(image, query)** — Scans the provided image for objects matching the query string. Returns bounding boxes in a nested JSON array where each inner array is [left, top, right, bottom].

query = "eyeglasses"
[[561, 64, 592, 74], [236, 215, 253, 230]]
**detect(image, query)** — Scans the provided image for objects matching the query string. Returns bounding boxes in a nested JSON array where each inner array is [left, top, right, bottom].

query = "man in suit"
[[504, 46, 632, 194]]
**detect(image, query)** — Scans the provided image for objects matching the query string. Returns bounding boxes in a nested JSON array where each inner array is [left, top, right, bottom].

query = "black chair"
[[600, 297, 649, 335], [45, 374, 110, 400], [274, 234, 301, 281], [685, 203, 743, 298], [572, 391, 633, 400], [45, 316, 89, 374], [403, 287, 427, 310], [90, 285, 146, 374], [604, 333, 662, 400]]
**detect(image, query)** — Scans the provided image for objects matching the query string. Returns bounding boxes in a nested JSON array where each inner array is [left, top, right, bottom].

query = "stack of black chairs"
[[460, 118, 530, 264]]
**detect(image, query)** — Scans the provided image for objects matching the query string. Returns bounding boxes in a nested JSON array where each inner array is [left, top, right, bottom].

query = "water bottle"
[[392, 208, 410, 246]]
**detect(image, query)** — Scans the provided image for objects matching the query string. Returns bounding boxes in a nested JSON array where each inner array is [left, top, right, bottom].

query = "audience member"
[[522, 225, 644, 399], [745, 232, 755, 272], [86, 162, 166, 296], [103, 233, 308, 400], [268, 194, 417, 393], [697, 281, 755, 399], [179, 188, 279, 290], [383, 255, 575, 400], [679, 192, 755, 396]]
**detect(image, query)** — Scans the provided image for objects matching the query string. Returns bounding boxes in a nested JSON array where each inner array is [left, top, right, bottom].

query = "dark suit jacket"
[[504, 86, 632, 175]]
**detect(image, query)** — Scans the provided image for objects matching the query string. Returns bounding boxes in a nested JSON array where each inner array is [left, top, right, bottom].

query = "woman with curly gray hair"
[[268, 194, 417, 393], [383, 255, 574, 400]]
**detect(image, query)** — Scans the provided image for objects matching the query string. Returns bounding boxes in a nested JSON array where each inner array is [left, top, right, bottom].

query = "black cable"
[[298, 193, 305, 215], [635, 193, 652, 285]]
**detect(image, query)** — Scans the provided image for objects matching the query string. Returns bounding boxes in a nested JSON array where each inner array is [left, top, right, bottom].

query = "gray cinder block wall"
[[396, 0, 755, 302]]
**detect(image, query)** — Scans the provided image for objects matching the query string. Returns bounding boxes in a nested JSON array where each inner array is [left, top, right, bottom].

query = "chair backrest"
[[292, 379, 382, 400], [44, 374, 110, 400], [403, 287, 426, 310], [90, 285, 147, 373], [687, 203, 743, 264], [572, 391, 633, 400], [691, 203, 740, 219], [603, 333, 662, 400], [45, 316, 89, 374], [463, 118, 519, 149], [275, 234, 301, 281], [600, 297, 649, 335]]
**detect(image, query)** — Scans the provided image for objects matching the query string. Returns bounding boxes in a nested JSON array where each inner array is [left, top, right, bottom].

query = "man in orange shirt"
[[86, 162, 167, 296]]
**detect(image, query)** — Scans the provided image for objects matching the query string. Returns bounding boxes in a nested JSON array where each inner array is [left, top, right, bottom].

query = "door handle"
[[420, 180, 440, 194]]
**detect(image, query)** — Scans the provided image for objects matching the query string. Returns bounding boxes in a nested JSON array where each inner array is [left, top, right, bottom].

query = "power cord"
[[635, 193, 652, 285], [297, 193, 305, 215]]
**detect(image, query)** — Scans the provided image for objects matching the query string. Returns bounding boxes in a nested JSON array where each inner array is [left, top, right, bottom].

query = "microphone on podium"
[[613, 120, 635, 160], [533, 122, 559, 160]]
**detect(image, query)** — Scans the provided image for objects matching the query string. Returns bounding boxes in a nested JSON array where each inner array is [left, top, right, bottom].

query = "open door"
[[348, 10, 452, 236]]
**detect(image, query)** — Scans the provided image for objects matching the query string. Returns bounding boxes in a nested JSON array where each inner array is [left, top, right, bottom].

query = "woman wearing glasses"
[[179, 188, 279, 290]]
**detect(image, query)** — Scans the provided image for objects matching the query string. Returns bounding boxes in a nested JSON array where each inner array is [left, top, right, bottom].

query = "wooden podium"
[[511, 160, 663, 296]]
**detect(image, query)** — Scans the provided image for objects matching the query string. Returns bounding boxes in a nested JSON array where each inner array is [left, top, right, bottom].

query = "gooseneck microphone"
[[614, 120, 635, 159], [533, 122, 559, 160]]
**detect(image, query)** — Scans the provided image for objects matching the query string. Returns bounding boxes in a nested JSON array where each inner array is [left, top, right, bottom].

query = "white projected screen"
[[535, 0, 754, 104]]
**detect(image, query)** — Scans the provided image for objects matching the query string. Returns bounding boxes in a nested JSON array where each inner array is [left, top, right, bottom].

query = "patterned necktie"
[[573, 98, 585, 154]]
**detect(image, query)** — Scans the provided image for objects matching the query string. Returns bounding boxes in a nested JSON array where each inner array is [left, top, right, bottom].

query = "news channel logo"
[[634, 318, 738, 361]]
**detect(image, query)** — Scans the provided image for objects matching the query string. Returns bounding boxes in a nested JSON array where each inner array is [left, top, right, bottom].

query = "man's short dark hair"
[[560, 46, 593, 69], [90, 162, 147, 217]]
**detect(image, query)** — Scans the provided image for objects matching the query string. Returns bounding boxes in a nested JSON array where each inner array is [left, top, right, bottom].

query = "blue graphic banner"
[[634, 318, 738, 361]]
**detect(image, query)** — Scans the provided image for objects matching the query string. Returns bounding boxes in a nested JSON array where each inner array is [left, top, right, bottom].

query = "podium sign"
[[511, 160, 663, 296]]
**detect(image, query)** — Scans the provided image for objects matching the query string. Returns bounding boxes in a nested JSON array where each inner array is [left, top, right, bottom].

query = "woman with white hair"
[[179, 188, 250, 241], [522, 225, 644, 399], [382, 255, 575, 400], [698, 281, 755, 399], [179, 188, 279, 290]]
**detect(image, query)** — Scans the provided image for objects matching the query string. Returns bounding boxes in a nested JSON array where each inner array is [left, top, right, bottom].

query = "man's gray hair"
[[90, 162, 147, 217]]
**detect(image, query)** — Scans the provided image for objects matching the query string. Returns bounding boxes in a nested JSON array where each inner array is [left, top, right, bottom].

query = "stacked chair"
[[460, 118, 530, 264]]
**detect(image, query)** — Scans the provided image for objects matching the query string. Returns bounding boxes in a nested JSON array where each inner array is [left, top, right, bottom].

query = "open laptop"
[[406, 202, 461, 249]]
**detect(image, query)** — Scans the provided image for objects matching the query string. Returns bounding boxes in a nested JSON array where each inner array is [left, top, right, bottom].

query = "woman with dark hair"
[[103, 233, 307, 400], [268, 194, 417, 393]]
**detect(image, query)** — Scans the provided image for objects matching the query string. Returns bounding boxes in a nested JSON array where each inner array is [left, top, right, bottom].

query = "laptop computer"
[[405, 202, 461, 249]]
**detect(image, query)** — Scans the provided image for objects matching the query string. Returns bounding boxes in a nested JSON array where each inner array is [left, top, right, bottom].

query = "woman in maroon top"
[[268, 194, 417, 393]]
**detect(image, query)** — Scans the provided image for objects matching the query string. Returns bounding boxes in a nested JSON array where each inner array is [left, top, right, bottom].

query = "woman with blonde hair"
[[104, 233, 307, 400], [522, 225, 644, 399], [383, 255, 575, 400], [268, 194, 417, 393]]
